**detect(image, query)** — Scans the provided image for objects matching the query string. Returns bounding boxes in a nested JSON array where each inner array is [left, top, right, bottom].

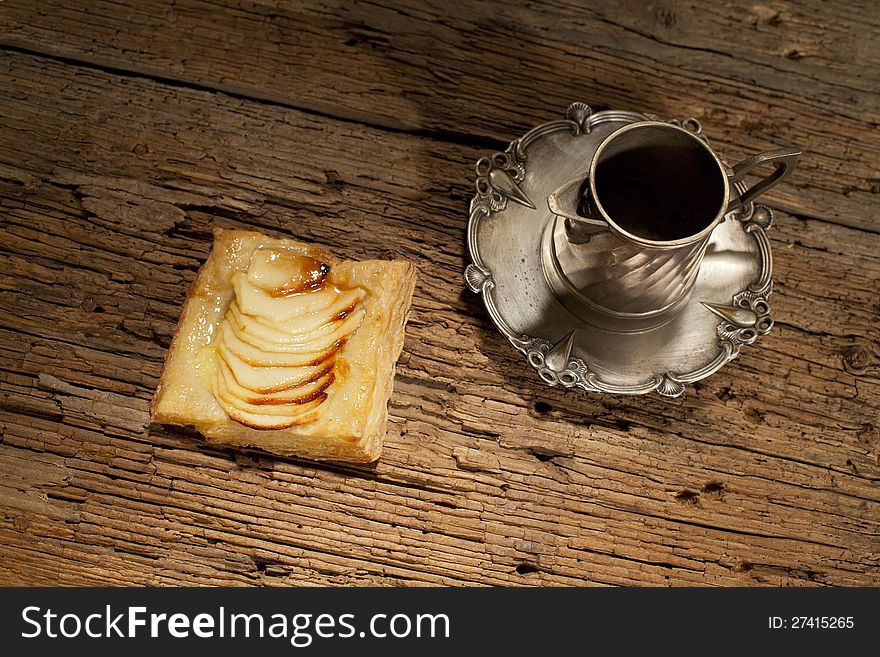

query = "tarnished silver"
[[464, 102, 800, 397], [546, 120, 799, 332]]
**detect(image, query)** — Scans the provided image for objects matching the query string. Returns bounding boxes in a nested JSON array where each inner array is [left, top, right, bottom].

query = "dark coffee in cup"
[[546, 119, 800, 330], [584, 125, 727, 242]]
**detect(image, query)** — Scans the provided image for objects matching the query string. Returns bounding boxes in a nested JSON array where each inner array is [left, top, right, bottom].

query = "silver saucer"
[[464, 103, 775, 397]]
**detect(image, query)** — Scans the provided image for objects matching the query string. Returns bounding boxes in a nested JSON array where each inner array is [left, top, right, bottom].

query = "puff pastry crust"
[[151, 228, 417, 463]]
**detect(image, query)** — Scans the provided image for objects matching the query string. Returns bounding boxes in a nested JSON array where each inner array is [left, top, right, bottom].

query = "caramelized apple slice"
[[267, 289, 365, 333], [224, 308, 364, 356], [229, 301, 342, 347], [217, 355, 333, 405], [229, 287, 366, 339], [234, 275, 350, 321], [217, 392, 325, 430], [214, 372, 328, 419], [208, 245, 377, 431], [218, 345, 333, 393], [247, 247, 329, 296], [220, 323, 345, 367]]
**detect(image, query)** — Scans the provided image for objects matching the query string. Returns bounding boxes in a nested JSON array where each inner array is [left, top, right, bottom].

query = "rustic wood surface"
[[0, 0, 877, 586]]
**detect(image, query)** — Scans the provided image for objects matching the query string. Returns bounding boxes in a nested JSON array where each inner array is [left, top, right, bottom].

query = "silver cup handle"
[[727, 147, 802, 212], [547, 178, 608, 244]]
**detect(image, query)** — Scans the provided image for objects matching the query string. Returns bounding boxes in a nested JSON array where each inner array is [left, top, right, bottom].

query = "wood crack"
[[0, 43, 506, 153], [0, 0, 877, 586]]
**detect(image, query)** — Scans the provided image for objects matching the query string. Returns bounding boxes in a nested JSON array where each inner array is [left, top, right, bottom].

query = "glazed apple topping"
[[213, 246, 365, 429], [246, 248, 330, 297]]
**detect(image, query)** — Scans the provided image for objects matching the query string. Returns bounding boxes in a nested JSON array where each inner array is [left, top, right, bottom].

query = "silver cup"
[[545, 121, 800, 332]]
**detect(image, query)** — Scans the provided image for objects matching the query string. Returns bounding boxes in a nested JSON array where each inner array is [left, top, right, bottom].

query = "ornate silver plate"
[[464, 103, 775, 397]]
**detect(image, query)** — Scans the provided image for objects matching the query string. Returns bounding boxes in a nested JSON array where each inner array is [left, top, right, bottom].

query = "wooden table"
[[1, 0, 877, 586]]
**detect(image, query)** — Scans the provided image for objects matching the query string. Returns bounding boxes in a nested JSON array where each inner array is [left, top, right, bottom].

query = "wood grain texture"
[[0, 1, 878, 587], [1, 0, 879, 231]]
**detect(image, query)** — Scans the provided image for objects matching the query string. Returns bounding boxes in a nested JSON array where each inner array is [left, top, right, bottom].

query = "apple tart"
[[151, 228, 417, 462]]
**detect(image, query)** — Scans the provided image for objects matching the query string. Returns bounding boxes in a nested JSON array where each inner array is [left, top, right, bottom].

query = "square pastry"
[[151, 228, 417, 463]]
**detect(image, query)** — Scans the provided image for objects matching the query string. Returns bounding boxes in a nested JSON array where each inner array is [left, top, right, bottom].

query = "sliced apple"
[[216, 356, 333, 405], [218, 344, 333, 393], [229, 287, 366, 339], [227, 302, 339, 346], [229, 301, 344, 346], [234, 274, 351, 321], [220, 322, 345, 368], [214, 372, 328, 419], [216, 391, 325, 430], [210, 248, 373, 430], [247, 247, 329, 296], [224, 307, 364, 356]]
